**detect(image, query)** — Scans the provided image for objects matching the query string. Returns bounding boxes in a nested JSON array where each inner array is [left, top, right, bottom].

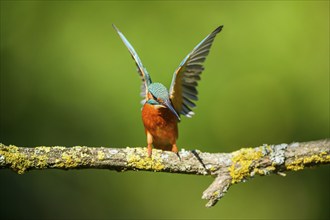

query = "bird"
[[113, 24, 223, 157]]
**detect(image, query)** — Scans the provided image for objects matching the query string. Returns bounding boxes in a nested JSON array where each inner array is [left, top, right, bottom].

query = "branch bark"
[[1, 139, 329, 207]]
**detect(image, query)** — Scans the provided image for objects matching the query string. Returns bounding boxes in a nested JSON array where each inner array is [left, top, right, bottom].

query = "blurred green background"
[[1, 1, 329, 219]]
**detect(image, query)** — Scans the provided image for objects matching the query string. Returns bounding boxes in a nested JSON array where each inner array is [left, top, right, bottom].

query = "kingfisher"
[[113, 24, 223, 157]]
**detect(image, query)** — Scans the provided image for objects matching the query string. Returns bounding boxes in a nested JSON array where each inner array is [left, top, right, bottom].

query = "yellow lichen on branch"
[[1, 139, 329, 208], [0, 145, 30, 174], [286, 151, 330, 171], [0, 145, 50, 174], [228, 147, 265, 184], [126, 147, 165, 171]]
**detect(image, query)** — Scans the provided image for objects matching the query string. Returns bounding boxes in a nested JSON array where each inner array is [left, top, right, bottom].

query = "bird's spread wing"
[[169, 26, 223, 117], [113, 24, 151, 104]]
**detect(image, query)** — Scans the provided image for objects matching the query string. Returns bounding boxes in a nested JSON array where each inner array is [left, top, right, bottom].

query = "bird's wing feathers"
[[169, 26, 223, 117], [113, 24, 151, 103]]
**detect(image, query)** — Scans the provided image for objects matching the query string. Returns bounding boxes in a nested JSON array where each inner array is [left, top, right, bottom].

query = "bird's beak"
[[164, 99, 181, 121]]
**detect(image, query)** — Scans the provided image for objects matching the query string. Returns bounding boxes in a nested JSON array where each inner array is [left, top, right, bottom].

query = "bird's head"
[[147, 83, 180, 121]]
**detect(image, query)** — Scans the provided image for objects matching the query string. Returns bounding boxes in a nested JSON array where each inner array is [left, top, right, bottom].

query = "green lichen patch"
[[228, 147, 266, 184], [286, 152, 330, 171], [126, 148, 165, 171], [269, 144, 287, 165]]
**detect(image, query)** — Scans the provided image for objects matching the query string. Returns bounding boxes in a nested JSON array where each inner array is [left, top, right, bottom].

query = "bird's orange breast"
[[142, 103, 178, 150]]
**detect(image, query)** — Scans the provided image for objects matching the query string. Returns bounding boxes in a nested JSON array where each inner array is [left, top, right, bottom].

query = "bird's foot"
[[171, 144, 178, 153], [147, 144, 152, 157], [171, 144, 181, 160]]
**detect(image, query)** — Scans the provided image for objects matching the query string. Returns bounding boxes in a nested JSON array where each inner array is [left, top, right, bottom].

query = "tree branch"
[[1, 139, 329, 207]]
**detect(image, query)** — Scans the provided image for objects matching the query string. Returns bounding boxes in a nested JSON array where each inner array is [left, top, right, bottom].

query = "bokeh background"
[[1, 1, 329, 219]]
